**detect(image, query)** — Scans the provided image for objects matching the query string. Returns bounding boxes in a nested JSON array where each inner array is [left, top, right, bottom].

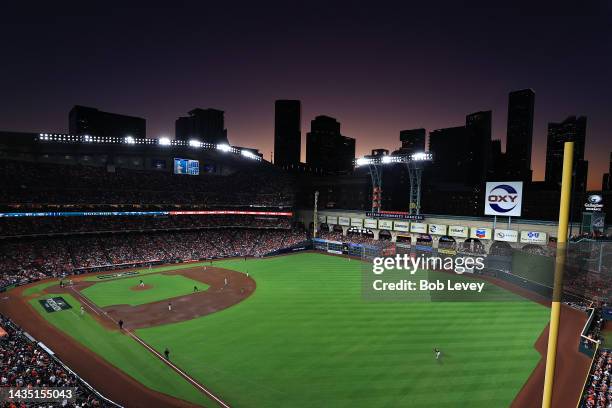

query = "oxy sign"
[[485, 182, 523, 217]]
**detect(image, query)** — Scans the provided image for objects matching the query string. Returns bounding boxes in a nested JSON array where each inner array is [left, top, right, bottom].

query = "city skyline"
[[1, 3, 610, 189]]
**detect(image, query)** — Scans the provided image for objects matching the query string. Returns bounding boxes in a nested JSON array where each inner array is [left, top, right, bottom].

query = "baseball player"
[[168, 301, 172, 312], [139, 280, 145, 287], [434, 348, 442, 360], [80, 306, 84, 316]]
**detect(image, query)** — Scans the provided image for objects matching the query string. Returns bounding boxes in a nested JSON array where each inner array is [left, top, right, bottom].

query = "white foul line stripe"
[[70, 286, 231, 408]]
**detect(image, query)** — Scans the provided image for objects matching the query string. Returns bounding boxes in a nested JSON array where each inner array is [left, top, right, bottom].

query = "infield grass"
[[81, 273, 208, 308]]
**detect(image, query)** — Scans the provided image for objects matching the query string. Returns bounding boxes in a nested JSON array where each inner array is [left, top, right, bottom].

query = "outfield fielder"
[[168, 301, 172, 312], [434, 348, 442, 360]]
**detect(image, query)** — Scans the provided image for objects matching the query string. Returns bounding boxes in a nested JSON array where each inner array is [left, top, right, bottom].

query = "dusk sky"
[[1, 2, 611, 188]]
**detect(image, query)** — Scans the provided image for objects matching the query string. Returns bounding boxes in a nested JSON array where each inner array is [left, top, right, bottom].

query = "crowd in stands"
[[0, 314, 114, 407], [316, 230, 377, 245], [0, 229, 307, 289], [0, 159, 295, 209], [0, 215, 292, 237], [581, 349, 612, 408], [571, 231, 612, 242]]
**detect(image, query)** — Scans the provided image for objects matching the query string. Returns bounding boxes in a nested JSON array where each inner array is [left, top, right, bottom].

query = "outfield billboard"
[[494, 229, 518, 242], [520, 231, 547, 244], [428, 224, 447, 235], [327, 216, 338, 225], [393, 221, 410, 232], [448, 225, 468, 238], [350, 218, 363, 227], [317, 215, 327, 223], [378, 219, 393, 230], [410, 223, 427, 233], [470, 227, 492, 240], [484, 182, 523, 217], [338, 217, 351, 226], [364, 218, 378, 229]]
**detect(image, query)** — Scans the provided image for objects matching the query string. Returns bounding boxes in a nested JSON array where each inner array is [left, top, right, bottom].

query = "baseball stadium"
[[0, 129, 610, 408]]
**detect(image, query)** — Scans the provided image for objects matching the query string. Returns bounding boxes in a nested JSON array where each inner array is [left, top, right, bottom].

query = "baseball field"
[[9, 253, 555, 407]]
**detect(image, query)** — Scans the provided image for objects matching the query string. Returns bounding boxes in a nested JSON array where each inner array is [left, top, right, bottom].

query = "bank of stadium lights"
[[36, 132, 261, 161], [216, 143, 232, 153], [189, 139, 203, 148], [240, 149, 256, 159], [354, 152, 433, 166]]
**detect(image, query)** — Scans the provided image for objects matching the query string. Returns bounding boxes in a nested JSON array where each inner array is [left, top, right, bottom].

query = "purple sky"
[[1, 2, 611, 189]]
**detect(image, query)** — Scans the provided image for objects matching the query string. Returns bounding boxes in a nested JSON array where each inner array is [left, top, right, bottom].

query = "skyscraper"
[[306, 115, 355, 173], [274, 100, 301, 167], [545, 116, 588, 191], [506, 89, 535, 181], [602, 152, 611, 191], [465, 111, 492, 185], [398, 128, 426, 154], [428, 126, 470, 184], [175, 108, 229, 144], [69, 105, 146, 138]]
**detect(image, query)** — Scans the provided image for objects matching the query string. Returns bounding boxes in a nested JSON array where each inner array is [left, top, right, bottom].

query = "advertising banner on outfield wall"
[[393, 221, 410, 232], [410, 222, 427, 233], [364, 218, 378, 229], [378, 219, 393, 230], [470, 227, 492, 240], [520, 231, 547, 244], [484, 181, 523, 217], [428, 224, 447, 235], [317, 215, 326, 223], [350, 218, 363, 227], [338, 216, 351, 226], [327, 216, 338, 225], [448, 225, 468, 238], [494, 229, 518, 242]]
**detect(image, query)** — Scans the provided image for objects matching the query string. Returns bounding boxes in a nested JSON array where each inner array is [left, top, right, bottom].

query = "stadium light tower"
[[355, 151, 433, 215]]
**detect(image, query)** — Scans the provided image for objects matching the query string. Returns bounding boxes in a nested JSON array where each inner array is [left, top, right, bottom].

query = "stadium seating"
[[0, 159, 295, 209], [0, 229, 307, 289], [0, 314, 116, 407], [580, 349, 612, 408]]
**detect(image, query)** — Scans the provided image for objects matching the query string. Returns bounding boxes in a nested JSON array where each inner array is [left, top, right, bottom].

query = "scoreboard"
[[173, 158, 199, 175]]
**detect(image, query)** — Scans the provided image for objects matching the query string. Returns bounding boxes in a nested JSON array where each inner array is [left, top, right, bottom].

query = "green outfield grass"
[[81, 273, 208, 307], [23, 253, 550, 407], [137, 253, 550, 408], [28, 293, 214, 406]]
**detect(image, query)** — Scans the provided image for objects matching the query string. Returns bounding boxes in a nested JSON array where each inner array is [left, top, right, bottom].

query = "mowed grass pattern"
[[137, 253, 550, 408], [82, 274, 207, 308], [28, 294, 213, 406]]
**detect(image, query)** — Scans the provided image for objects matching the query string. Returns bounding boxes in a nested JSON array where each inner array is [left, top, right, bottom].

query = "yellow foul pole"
[[541, 141, 574, 408]]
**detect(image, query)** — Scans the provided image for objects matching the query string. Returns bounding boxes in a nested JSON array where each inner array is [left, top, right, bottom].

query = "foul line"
[[69, 286, 231, 408]]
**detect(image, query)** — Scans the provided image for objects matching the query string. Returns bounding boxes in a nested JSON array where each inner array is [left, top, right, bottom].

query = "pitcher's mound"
[[130, 284, 153, 291]]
